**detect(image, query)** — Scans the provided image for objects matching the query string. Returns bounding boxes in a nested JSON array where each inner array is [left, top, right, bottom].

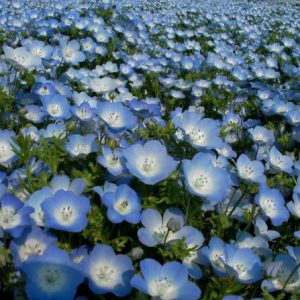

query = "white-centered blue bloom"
[[131, 259, 201, 300], [41, 190, 91, 232], [183, 152, 231, 204], [124, 140, 178, 185], [84, 243, 134, 296], [102, 184, 141, 224]]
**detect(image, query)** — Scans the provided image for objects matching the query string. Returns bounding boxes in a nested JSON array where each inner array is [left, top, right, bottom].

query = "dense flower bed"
[[0, 0, 300, 299]]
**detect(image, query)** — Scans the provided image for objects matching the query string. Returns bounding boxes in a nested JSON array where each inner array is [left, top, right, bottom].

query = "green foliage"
[[82, 205, 105, 244]]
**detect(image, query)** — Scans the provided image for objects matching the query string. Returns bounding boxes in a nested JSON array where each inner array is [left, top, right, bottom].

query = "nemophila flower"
[[41, 94, 71, 120], [123, 140, 178, 185], [131, 259, 201, 300], [25, 39, 53, 60], [10, 226, 57, 267], [97, 146, 125, 176], [201, 237, 227, 276], [33, 82, 57, 98], [102, 184, 141, 224], [41, 190, 91, 232], [288, 192, 300, 218], [0, 194, 33, 238], [224, 245, 263, 283], [84, 243, 134, 296], [23, 104, 47, 124], [49, 175, 86, 195], [173, 111, 223, 150], [60, 40, 86, 65], [169, 226, 204, 279], [236, 154, 266, 184], [39, 123, 66, 139], [254, 218, 280, 241], [89, 77, 117, 94], [65, 134, 98, 157], [21, 246, 84, 300], [71, 245, 89, 269], [26, 187, 54, 226], [183, 152, 231, 204], [97, 102, 137, 133], [255, 184, 289, 226], [137, 208, 184, 247], [3, 45, 42, 70], [0, 130, 18, 167], [262, 254, 300, 292], [248, 126, 275, 145], [71, 102, 96, 122], [267, 146, 293, 174]]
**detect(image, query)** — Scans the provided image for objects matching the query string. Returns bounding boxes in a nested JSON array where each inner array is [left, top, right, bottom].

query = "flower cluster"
[[0, 0, 300, 299]]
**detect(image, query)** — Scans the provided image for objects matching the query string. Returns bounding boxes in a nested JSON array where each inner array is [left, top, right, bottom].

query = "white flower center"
[[19, 239, 45, 262], [48, 104, 61, 116], [113, 199, 131, 215], [0, 207, 20, 229]]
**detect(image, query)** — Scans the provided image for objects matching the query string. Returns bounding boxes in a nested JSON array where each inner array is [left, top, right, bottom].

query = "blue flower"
[[172, 111, 223, 150], [21, 246, 84, 300], [49, 175, 86, 195], [183, 152, 231, 204], [71, 102, 96, 122], [255, 184, 289, 226], [0, 130, 18, 167], [65, 134, 98, 157], [97, 102, 137, 133], [224, 245, 263, 283], [268, 146, 293, 174], [41, 94, 71, 120], [84, 243, 134, 296], [201, 237, 227, 276], [10, 226, 57, 267], [41, 190, 91, 232], [236, 154, 266, 184], [262, 254, 300, 292], [60, 39, 86, 65], [0, 194, 33, 238], [97, 146, 125, 176], [102, 184, 141, 224], [131, 259, 201, 300], [124, 140, 178, 185], [137, 208, 184, 247], [26, 186, 53, 226]]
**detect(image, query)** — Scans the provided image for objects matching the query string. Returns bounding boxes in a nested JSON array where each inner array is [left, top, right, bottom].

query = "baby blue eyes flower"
[[262, 254, 300, 292], [102, 184, 141, 224], [21, 246, 84, 300], [268, 146, 293, 174], [71, 102, 96, 122], [41, 190, 91, 233], [130, 259, 201, 300], [10, 226, 57, 267], [0, 130, 18, 167], [236, 154, 266, 184], [0, 194, 33, 238], [137, 208, 184, 247], [255, 185, 289, 226], [60, 40, 86, 65], [224, 246, 263, 284], [65, 134, 98, 157], [84, 243, 134, 297], [172, 111, 223, 150], [41, 94, 71, 120], [123, 140, 178, 185], [97, 102, 137, 133], [97, 146, 125, 176], [183, 152, 231, 204]]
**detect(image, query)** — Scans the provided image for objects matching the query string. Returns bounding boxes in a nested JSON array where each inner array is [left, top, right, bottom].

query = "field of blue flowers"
[[1, 0, 300, 299]]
